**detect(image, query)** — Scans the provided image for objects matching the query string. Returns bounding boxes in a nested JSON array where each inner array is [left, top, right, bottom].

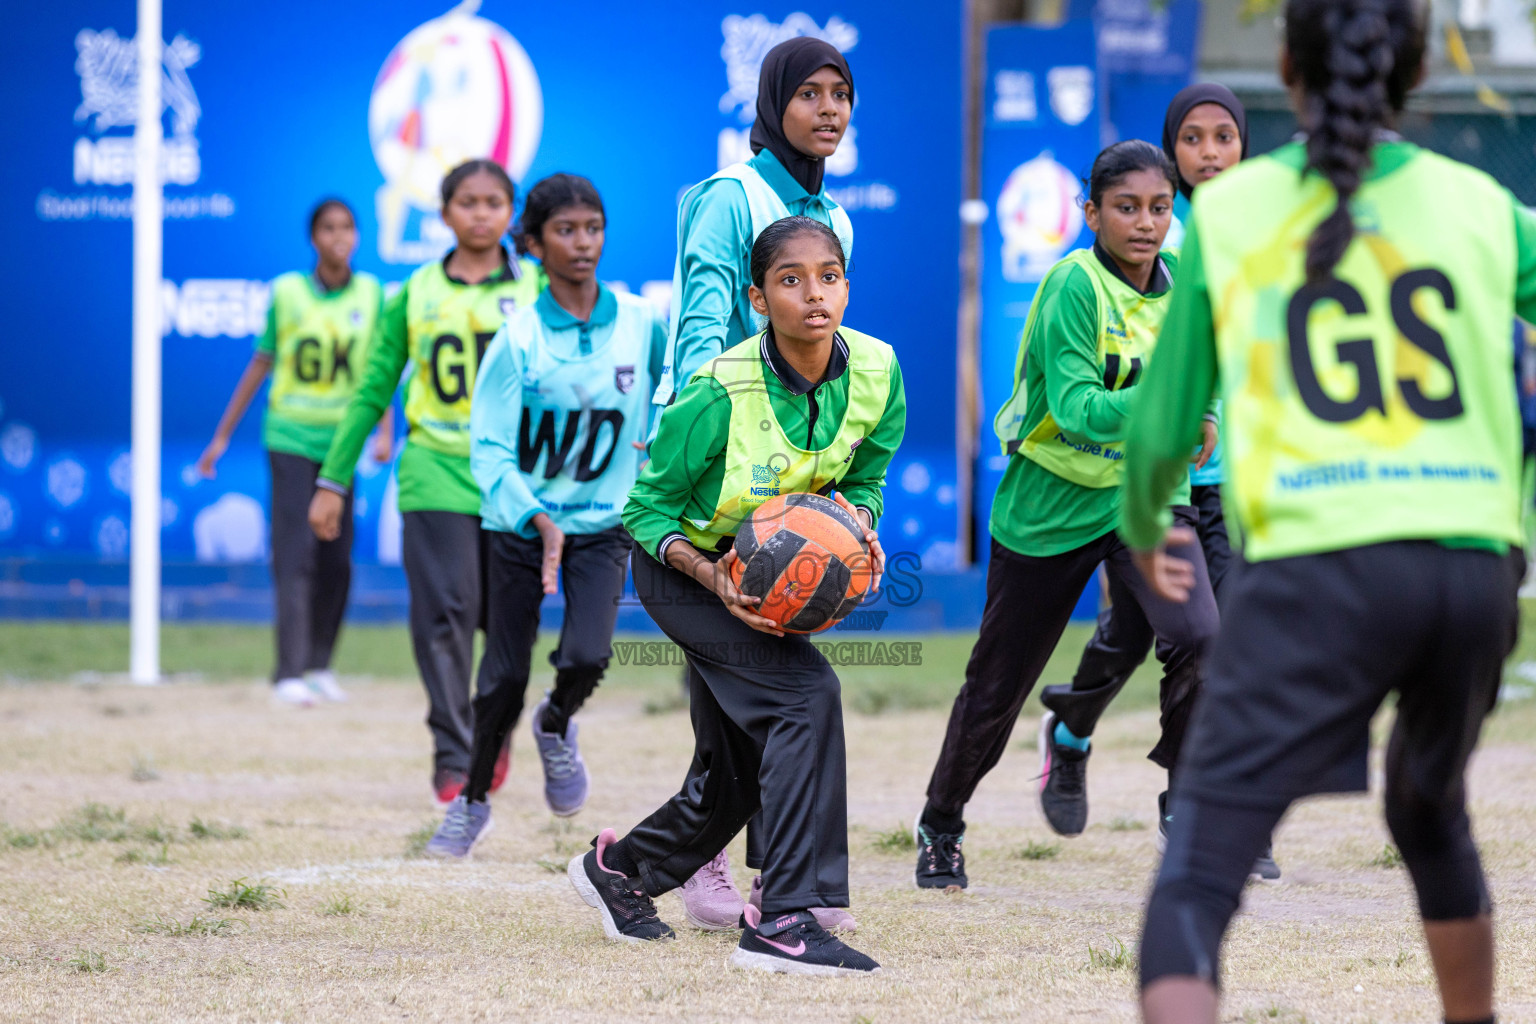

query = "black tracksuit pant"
[[616, 545, 849, 916], [1038, 504, 1218, 763], [268, 451, 352, 683], [401, 510, 491, 776], [462, 526, 632, 803], [925, 523, 1218, 819]]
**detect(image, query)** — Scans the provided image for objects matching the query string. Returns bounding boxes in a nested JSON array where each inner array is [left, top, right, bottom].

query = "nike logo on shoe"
[[760, 935, 806, 956]]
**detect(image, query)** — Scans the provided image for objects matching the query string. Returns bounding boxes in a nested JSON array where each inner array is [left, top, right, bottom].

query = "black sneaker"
[[913, 813, 967, 890], [567, 828, 675, 942], [1037, 712, 1090, 836], [729, 906, 881, 975], [1250, 844, 1282, 882]]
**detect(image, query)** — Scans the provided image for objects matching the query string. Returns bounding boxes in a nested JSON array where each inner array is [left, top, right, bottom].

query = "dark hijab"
[[749, 37, 855, 196], [1161, 83, 1249, 198]]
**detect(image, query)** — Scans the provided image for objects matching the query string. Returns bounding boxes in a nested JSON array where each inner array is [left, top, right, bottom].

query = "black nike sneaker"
[[567, 828, 675, 942], [913, 813, 967, 889], [729, 906, 881, 975], [1037, 711, 1090, 836]]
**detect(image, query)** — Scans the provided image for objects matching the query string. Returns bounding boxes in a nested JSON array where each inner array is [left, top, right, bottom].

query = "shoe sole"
[[423, 817, 494, 860], [727, 948, 880, 976], [547, 792, 588, 818], [567, 854, 652, 944], [682, 905, 742, 932]]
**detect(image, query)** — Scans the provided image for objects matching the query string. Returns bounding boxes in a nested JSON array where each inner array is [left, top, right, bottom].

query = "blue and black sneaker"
[[532, 697, 589, 817], [424, 795, 493, 859], [913, 813, 967, 890]]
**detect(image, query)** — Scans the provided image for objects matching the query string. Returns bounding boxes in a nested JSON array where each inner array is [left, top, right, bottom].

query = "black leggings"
[[925, 524, 1217, 819], [463, 527, 631, 803], [1140, 543, 1520, 990]]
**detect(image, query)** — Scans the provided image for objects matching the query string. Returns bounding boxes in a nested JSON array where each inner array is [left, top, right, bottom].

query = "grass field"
[[2, 618, 1536, 1023]]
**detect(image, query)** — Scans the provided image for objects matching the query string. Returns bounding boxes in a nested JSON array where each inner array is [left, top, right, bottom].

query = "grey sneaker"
[[532, 697, 589, 817], [424, 796, 493, 859]]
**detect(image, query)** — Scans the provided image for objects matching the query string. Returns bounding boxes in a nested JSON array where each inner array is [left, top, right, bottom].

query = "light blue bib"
[[508, 293, 655, 535], [652, 161, 854, 409]]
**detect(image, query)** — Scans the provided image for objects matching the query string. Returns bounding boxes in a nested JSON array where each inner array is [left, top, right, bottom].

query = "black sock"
[[1446, 1016, 1494, 1024], [921, 803, 964, 836], [541, 702, 570, 738], [602, 836, 640, 878]]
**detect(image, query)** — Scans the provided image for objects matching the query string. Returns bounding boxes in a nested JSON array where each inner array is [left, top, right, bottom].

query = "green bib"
[[266, 272, 381, 427], [402, 257, 544, 457], [681, 328, 893, 551], [995, 249, 1174, 488], [1194, 143, 1522, 560]]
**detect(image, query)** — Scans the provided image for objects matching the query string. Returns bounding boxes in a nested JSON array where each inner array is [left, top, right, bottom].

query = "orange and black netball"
[[730, 492, 873, 634]]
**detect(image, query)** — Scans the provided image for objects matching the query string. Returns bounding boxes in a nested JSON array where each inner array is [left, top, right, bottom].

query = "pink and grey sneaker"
[[746, 874, 857, 933], [678, 849, 744, 931], [567, 828, 674, 943], [729, 905, 880, 976]]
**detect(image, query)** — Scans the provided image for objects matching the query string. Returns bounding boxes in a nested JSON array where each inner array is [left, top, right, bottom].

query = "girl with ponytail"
[[1123, 2, 1535, 1021]]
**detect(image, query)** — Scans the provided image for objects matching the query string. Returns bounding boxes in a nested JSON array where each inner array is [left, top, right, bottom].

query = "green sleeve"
[[319, 283, 409, 488], [1513, 198, 1536, 323], [837, 358, 907, 528], [622, 375, 731, 561], [1121, 218, 1220, 549], [1040, 266, 1136, 442], [255, 300, 277, 357]]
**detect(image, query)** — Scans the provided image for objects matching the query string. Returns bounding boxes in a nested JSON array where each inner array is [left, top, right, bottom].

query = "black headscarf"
[[749, 37, 855, 196], [1161, 83, 1249, 198]]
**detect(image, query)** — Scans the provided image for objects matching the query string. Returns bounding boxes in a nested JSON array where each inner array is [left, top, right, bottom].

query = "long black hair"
[[513, 173, 605, 257], [1285, 0, 1425, 281], [1085, 140, 1177, 210], [749, 216, 846, 289], [439, 158, 515, 209]]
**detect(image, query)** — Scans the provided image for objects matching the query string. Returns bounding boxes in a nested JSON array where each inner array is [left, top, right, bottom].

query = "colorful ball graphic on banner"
[[369, 9, 543, 208], [997, 153, 1084, 284]]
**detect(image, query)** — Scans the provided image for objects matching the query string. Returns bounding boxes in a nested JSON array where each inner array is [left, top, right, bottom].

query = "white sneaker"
[[273, 678, 318, 707], [306, 669, 348, 702]]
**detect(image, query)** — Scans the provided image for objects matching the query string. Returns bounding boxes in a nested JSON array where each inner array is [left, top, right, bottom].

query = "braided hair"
[[1285, 0, 1425, 281]]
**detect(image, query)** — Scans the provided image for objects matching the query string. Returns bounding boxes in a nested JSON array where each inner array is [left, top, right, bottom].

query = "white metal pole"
[[130, 0, 163, 685]]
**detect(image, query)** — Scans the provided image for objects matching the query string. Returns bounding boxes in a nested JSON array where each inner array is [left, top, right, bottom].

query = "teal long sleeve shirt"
[[668, 149, 854, 397]]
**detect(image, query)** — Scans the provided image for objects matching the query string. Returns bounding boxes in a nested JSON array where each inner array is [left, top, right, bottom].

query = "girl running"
[[568, 216, 905, 975], [654, 35, 857, 929], [913, 141, 1218, 891], [1034, 86, 1270, 874], [421, 174, 666, 857], [196, 198, 389, 707], [1127, 2, 1529, 1020], [308, 160, 546, 805]]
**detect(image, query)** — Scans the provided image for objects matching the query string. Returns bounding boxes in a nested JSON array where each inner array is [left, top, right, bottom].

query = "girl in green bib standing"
[[309, 160, 545, 804], [1033, 84, 1279, 877], [913, 141, 1218, 891], [1129, 2, 1530, 1021], [654, 35, 857, 930], [567, 216, 904, 975], [197, 198, 390, 707]]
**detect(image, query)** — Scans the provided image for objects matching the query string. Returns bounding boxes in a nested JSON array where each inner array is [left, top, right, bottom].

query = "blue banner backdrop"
[[0, 2, 964, 590], [975, 21, 1103, 537]]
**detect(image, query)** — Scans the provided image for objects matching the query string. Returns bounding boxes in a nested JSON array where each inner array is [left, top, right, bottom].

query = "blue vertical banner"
[[975, 22, 1101, 542], [1070, 0, 1203, 145]]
